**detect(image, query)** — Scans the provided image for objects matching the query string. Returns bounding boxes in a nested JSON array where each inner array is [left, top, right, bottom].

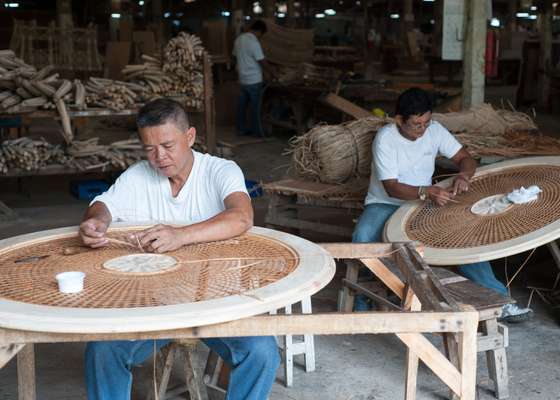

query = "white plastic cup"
[[55, 271, 85, 294]]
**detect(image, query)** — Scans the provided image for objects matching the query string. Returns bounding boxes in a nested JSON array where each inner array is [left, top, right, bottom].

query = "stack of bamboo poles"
[[84, 78, 144, 111], [0, 137, 68, 173], [122, 33, 206, 110], [0, 136, 211, 174], [66, 138, 145, 171]]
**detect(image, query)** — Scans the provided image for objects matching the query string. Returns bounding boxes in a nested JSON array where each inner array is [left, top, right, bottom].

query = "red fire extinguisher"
[[485, 29, 499, 78]]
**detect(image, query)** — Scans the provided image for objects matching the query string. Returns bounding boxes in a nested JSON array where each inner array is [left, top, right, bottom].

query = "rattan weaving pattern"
[[0, 231, 299, 308], [405, 165, 560, 248]]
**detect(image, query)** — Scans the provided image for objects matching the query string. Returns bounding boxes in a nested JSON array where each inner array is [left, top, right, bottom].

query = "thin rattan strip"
[[0, 231, 299, 308], [405, 165, 560, 248]]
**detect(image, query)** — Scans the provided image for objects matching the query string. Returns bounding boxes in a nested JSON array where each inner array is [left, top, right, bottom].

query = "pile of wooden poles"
[[0, 137, 68, 173], [122, 32, 206, 110], [0, 50, 151, 143], [0, 137, 146, 173]]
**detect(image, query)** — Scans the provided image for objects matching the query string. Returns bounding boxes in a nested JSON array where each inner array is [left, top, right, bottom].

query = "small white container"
[[55, 271, 85, 294]]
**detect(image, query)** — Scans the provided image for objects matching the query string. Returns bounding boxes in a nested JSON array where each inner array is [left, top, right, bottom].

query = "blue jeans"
[[236, 82, 264, 136], [352, 203, 508, 296], [85, 336, 280, 400]]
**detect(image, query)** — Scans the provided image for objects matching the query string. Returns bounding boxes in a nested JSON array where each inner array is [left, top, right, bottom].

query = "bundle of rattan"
[[455, 130, 560, 158], [0, 137, 68, 173], [84, 78, 140, 111], [122, 33, 206, 110], [290, 116, 392, 184], [433, 103, 537, 135], [66, 138, 145, 171]]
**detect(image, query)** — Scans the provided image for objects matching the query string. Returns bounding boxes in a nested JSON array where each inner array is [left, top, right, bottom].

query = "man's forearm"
[[178, 208, 253, 245], [83, 201, 112, 225], [458, 157, 477, 179], [383, 181, 421, 201]]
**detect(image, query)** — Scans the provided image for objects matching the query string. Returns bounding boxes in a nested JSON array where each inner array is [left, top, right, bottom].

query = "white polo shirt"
[[232, 32, 265, 85], [365, 121, 462, 206]]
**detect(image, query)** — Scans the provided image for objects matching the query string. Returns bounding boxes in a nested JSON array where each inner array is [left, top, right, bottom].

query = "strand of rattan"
[[505, 247, 536, 288]]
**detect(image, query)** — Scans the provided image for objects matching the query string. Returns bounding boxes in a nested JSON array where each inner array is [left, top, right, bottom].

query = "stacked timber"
[[122, 32, 206, 110], [0, 137, 68, 173]]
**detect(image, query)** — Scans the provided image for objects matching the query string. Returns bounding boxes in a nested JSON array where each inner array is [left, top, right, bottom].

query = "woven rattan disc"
[[0, 225, 335, 333], [384, 157, 560, 265], [103, 254, 179, 274]]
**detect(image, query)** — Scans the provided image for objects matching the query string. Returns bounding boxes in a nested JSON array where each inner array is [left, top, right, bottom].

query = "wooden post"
[[538, 0, 552, 110], [203, 53, 216, 154], [462, 0, 487, 109], [17, 344, 36, 400], [286, 0, 295, 27], [56, 0, 73, 28], [263, 0, 275, 18], [152, 0, 164, 48], [403, 0, 416, 59], [109, 0, 121, 41], [232, 0, 246, 37]]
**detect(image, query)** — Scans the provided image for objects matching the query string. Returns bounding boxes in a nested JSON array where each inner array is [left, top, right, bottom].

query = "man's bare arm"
[[137, 192, 254, 253]]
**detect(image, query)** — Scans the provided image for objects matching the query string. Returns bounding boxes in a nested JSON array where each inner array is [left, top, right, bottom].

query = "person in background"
[[352, 87, 532, 323], [232, 20, 274, 137]]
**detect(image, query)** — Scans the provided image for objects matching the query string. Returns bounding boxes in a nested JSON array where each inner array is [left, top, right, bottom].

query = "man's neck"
[[168, 156, 194, 197]]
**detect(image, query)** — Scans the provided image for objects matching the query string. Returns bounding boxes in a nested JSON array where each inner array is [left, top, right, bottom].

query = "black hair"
[[137, 98, 189, 131], [395, 87, 432, 121], [250, 20, 267, 34]]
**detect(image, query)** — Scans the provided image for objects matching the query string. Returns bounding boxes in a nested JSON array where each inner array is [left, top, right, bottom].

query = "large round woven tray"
[[384, 156, 560, 265], [0, 225, 335, 333]]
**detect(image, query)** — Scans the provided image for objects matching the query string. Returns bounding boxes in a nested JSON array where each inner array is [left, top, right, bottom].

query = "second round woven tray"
[[384, 156, 560, 265]]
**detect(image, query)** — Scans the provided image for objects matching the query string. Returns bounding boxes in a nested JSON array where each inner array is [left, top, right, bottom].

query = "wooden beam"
[[322, 93, 371, 119], [462, 0, 487, 109], [0, 343, 24, 368], [0, 312, 478, 344], [398, 333, 462, 397], [360, 258, 405, 299], [319, 243, 393, 259]]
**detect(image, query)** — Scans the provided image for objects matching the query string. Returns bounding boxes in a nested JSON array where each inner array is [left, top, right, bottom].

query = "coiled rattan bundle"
[[289, 116, 391, 184]]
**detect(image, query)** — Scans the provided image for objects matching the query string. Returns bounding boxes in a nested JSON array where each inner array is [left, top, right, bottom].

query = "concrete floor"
[[1, 98, 560, 399]]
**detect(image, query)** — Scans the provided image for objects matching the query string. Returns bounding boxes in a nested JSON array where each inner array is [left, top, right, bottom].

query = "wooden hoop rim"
[[384, 156, 560, 265], [0, 224, 335, 333]]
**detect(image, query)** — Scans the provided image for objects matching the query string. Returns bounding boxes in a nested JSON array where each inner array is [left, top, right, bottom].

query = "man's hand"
[[79, 218, 109, 248], [452, 174, 470, 196], [427, 186, 454, 206], [134, 224, 185, 253]]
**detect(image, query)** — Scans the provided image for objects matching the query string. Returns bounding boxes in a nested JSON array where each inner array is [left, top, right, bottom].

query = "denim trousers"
[[352, 202, 508, 296], [236, 82, 264, 136], [85, 336, 280, 400]]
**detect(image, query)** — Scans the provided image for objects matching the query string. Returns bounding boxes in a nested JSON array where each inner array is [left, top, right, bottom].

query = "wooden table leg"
[[17, 344, 36, 400]]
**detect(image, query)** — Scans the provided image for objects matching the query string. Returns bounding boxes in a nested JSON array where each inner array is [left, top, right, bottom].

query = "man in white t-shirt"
[[353, 88, 532, 322], [79, 98, 280, 400], [232, 20, 273, 137]]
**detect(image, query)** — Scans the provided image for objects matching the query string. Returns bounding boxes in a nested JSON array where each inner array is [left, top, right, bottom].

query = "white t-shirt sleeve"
[[433, 122, 462, 159], [252, 39, 265, 61], [213, 160, 249, 201], [90, 166, 138, 220], [374, 134, 399, 181]]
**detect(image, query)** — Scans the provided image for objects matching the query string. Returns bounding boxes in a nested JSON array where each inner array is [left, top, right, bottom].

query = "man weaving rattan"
[[79, 98, 280, 400], [352, 87, 532, 322]]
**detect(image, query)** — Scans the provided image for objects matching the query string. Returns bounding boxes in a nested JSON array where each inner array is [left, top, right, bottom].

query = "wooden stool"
[[148, 339, 207, 400], [340, 260, 512, 399], [270, 296, 316, 387]]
